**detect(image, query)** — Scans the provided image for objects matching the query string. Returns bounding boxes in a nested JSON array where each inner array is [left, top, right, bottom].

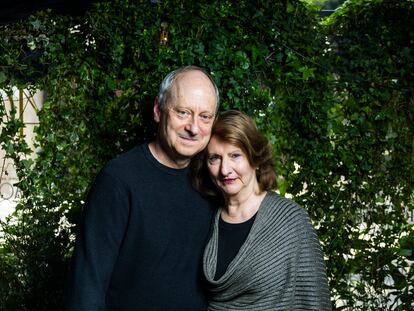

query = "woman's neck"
[[222, 190, 266, 224]]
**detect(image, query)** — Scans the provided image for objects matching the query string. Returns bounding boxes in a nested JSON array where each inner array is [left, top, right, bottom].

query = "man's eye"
[[200, 114, 214, 122], [175, 110, 190, 118]]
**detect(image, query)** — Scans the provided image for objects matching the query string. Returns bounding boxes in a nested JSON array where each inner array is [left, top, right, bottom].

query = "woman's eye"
[[231, 153, 241, 159], [207, 155, 220, 164]]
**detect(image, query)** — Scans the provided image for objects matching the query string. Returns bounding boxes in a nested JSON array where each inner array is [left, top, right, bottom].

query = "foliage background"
[[0, 0, 413, 310]]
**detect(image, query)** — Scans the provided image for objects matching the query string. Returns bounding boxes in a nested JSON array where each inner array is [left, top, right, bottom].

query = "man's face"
[[154, 70, 217, 165]]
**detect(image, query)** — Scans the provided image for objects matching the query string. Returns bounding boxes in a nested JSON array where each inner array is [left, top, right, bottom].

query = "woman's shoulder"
[[262, 191, 313, 227], [264, 191, 304, 211]]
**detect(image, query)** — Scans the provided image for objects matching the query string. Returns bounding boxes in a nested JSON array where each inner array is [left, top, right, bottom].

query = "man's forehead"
[[173, 70, 214, 91], [168, 87, 216, 109]]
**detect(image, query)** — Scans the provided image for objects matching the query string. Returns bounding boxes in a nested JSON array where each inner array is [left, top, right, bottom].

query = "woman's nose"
[[220, 159, 232, 176]]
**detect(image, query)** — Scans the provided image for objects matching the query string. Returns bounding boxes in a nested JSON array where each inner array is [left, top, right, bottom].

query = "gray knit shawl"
[[203, 191, 332, 311]]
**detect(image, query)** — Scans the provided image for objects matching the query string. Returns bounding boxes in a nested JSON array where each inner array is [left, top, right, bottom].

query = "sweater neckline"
[[142, 143, 189, 176], [219, 213, 257, 231]]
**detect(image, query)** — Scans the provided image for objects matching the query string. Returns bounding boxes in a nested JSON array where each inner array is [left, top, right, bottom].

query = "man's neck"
[[148, 141, 190, 169]]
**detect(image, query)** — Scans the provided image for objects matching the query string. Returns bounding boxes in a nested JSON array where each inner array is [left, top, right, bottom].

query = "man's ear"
[[153, 97, 161, 123]]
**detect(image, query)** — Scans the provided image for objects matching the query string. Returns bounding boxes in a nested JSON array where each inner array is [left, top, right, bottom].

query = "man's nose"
[[185, 116, 199, 135]]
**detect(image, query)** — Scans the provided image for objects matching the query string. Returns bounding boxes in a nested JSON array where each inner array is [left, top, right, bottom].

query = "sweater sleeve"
[[292, 208, 332, 311], [64, 168, 130, 311]]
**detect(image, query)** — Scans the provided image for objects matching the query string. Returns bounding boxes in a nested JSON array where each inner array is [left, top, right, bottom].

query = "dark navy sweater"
[[65, 144, 215, 310]]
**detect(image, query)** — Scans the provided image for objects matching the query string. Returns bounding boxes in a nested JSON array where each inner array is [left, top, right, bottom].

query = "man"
[[65, 66, 220, 310]]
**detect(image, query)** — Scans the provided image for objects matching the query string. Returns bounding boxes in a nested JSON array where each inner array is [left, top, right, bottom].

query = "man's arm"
[[64, 169, 129, 310]]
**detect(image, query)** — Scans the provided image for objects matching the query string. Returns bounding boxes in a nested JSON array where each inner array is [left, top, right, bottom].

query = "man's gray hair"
[[157, 66, 220, 112]]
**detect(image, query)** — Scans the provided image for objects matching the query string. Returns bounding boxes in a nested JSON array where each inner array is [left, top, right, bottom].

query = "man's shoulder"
[[112, 144, 146, 164], [102, 144, 147, 176]]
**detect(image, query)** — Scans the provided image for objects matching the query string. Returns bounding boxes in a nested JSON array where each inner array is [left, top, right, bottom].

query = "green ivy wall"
[[0, 0, 413, 310]]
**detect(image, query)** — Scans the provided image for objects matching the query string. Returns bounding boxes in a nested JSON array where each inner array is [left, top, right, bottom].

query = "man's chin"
[[175, 144, 205, 158]]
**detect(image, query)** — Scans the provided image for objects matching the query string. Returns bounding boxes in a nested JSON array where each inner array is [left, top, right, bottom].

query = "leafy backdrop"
[[0, 0, 413, 310]]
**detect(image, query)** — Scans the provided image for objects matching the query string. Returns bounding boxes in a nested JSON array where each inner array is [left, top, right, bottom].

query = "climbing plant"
[[316, 0, 414, 309], [0, 0, 412, 310]]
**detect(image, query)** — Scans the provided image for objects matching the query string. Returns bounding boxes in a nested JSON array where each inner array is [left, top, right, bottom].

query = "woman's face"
[[206, 136, 258, 199]]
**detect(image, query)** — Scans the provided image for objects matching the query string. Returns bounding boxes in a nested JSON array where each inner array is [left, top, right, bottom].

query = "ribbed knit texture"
[[203, 191, 332, 311]]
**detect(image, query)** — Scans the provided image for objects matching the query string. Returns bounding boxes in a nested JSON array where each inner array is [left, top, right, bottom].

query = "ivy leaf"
[[21, 159, 34, 170], [298, 66, 315, 80], [30, 19, 42, 30], [0, 71, 6, 84], [287, 3, 295, 13]]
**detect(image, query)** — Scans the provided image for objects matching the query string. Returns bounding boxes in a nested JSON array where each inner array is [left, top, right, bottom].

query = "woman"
[[192, 110, 331, 310]]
